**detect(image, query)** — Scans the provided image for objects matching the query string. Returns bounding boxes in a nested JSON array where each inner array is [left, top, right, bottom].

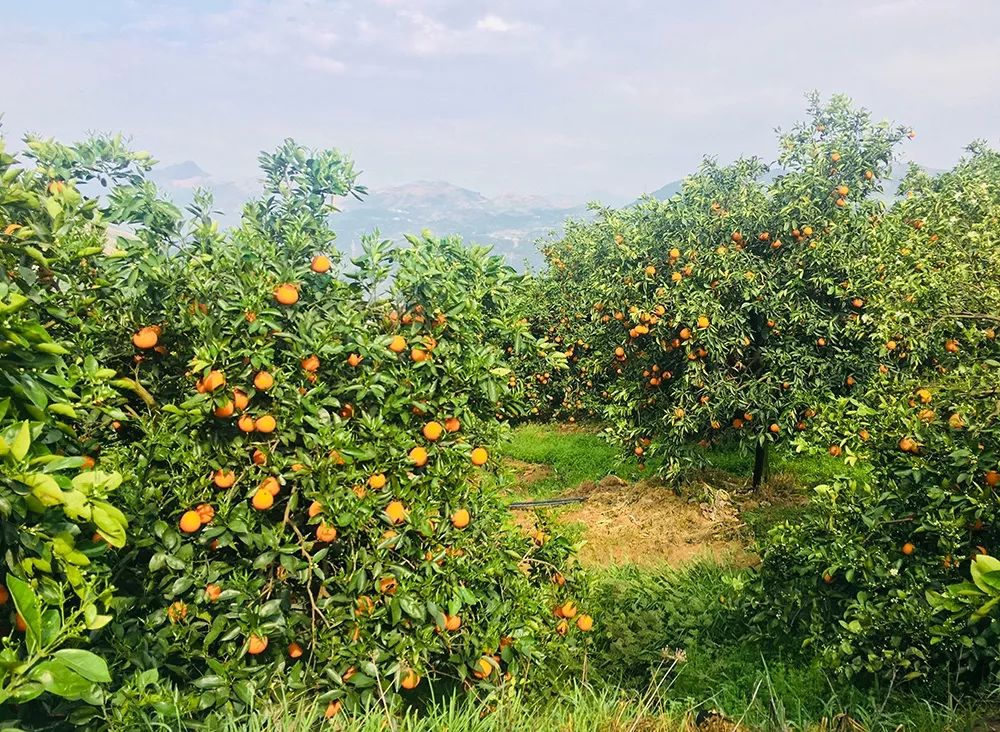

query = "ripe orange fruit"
[[828, 445, 842, 457], [644, 265, 656, 277], [214, 401, 235, 418], [273, 284, 299, 306], [15, 613, 27, 632], [288, 641, 304, 658], [411, 347, 429, 362], [985, 471, 1000, 488], [247, 634, 268, 655], [347, 353, 363, 367], [301, 354, 320, 372], [470, 447, 489, 466], [899, 437, 918, 453], [80, 455, 96, 469], [576, 614, 594, 631], [556, 619, 569, 636], [379, 576, 398, 594], [445, 417, 461, 433], [232, 389, 249, 411], [445, 614, 461, 632], [945, 339, 959, 353], [422, 421, 444, 441], [196, 504, 215, 524], [400, 670, 420, 690], [473, 656, 493, 679], [768, 423, 780, 434], [132, 327, 158, 349], [385, 501, 407, 525], [369, 473, 386, 490], [916, 388, 932, 403], [310, 255, 331, 273], [260, 476, 281, 496], [837, 185, 849, 196], [255, 415, 276, 433], [201, 370, 226, 393], [308, 500, 323, 517], [252, 488, 274, 510], [831, 151, 841, 162], [179, 510, 202, 533], [865, 170, 874, 180], [252, 449, 267, 466], [559, 600, 577, 618], [0, 585, 10, 605], [315, 522, 337, 542], [253, 371, 274, 391], [697, 316, 709, 329], [902, 542, 915, 556], [213, 470, 236, 489], [409, 446, 428, 467], [388, 335, 407, 353], [451, 508, 470, 529], [205, 584, 222, 602], [679, 328, 691, 341], [238, 414, 256, 433], [324, 701, 342, 719]]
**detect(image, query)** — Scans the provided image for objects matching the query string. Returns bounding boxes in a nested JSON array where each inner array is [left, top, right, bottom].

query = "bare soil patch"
[[504, 457, 554, 489], [517, 472, 756, 568]]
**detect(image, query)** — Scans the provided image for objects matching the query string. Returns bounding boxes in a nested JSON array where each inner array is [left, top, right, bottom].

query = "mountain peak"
[[151, 160, 210, 181]]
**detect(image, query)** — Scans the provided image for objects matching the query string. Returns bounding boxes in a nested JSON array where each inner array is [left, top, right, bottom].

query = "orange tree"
[[0, 134, 140, 710], [45, 140, 586, 726], [751, 141, 1000, 683], [518, 95, 909, 485]]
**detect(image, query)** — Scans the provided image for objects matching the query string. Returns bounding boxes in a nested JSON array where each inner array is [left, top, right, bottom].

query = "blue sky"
[[3, 0, 999, 197]]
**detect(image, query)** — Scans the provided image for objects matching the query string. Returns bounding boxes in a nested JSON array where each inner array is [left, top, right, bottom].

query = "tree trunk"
[[752, 440, 769, 490]]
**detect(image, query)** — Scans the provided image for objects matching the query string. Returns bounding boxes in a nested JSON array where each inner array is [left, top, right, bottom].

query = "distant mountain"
[[331, 181, 600, 270], [144, 159, 941, 271], [146, 165, 603, 270], [147, 161, 255, 224]]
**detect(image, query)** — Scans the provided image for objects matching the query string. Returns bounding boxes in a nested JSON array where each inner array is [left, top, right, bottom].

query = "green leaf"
[[971, 554, 1000, 594], [29, 659, 94, 700], [35, 342, 70, 356], [19, 472, 64, 508], [6, 575, 42, 653], [10, 421, 31, 462], [53, 649, 111, 683], [72, 470, 123, 494], [91, 502, 127, 548], [192, 675, 225, 690]]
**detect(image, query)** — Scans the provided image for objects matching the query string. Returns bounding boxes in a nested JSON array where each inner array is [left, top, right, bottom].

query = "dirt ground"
[[507, 459, 761, 568]]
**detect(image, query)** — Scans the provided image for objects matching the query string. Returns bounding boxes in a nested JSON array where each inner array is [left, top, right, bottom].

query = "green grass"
[[500, 423, 647, 496], [502, 423, 870, 498], [178, 679, 983, 732], [700, 440, 872, 487]]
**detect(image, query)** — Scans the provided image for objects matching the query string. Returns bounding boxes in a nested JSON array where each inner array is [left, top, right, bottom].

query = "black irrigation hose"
[[508, 497, 588, 509]]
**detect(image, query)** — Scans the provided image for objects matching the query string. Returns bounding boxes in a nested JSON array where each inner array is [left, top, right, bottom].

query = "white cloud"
[[476, 14, 515, 33]]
